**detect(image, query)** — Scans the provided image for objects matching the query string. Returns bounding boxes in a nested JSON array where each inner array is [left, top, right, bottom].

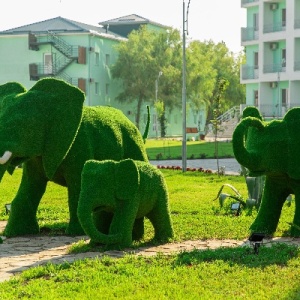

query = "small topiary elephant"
[[77, 159, 174, 248], [232, 106, 300, 236]]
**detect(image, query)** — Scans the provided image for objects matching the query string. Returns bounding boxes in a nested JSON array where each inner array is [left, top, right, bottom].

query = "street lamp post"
[[182, 0, 191, 172]]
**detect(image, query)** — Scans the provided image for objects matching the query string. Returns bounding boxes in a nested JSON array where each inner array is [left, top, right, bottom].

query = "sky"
[[0, 0, 246, 54]]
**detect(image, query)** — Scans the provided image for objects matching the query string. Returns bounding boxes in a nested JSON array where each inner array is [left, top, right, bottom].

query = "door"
[[44, 53, 53, 75]]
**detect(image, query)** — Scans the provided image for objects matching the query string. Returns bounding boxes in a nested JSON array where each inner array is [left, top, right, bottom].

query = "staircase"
[[28, 31, 78, 80], [206, 106, 240, 139]]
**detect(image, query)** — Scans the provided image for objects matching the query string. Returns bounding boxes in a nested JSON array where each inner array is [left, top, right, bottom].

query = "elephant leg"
[[291, 187, 300, 237], [250, 176, 289, 235], [66, 183, 85, 235], [147, 195, 174, 241], [5, 159, 47, 236], [108, 201, 139, 248], [132, 217, 144, 241]]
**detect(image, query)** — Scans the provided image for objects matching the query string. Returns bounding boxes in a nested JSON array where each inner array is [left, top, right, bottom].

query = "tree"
[[111, 26, 182, 131], [186, 40, 217, 118], [184, 40, 245, 130], [111, 26, 156, 129], [196, 40, 245, 125]]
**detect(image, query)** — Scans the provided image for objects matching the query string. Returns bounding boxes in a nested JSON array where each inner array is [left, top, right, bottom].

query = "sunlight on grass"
[[145, 139, 234, 160]]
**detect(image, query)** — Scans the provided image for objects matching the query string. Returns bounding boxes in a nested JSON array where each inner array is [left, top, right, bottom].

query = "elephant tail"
[[142, 106, 150, 143]]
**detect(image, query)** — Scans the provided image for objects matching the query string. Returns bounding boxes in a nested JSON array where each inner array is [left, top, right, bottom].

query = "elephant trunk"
[[77, 201, 121, 245], [232, 117, 264, 170], [0, 151, 12, 164]]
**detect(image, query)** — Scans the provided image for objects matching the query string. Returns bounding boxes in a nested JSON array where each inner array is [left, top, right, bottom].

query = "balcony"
[[241, 65, 259, 80], [241, 27, 259, 42], [295, 19, 300, 29], [263, 21, 286, 33], [263, 63, 286, 73], [294, 61, 300, 71]]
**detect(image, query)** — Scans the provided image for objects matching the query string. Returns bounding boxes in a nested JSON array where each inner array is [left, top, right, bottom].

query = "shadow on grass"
[[174, 243, 300, 268]]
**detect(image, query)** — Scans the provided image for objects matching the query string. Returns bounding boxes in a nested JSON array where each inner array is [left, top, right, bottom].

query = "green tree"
[[186, 40, 217, 118], [111, 26, 182, 132], [199, 40, 245, 125], [111, 26, 156, 129]]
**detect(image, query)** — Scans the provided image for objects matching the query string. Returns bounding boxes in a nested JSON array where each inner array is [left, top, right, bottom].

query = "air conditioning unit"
[[270, 3, 278, 10], [270, 82, 277, 88], [270, 42, 278, 50]]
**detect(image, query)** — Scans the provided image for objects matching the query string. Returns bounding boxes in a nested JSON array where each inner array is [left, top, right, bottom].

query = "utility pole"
[[182, 0, 191, 172]]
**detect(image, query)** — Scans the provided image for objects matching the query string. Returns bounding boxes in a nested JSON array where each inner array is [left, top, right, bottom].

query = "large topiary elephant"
[[232, 106, 300, 236], [0, 78, 149, 236], [77, 159, 174, 248]]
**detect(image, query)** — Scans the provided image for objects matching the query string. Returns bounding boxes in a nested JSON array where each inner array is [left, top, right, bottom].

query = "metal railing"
[[47, 31, 77, 58], [295, 19, 300, 29], [263, 22, 286, 33], [241, 27, 259, 42], [242, 65, 259, 80], [295, 61, 300, 71], [263, 63, 285, 73], [216, 106, 240, 123], [36, 31, 79, 58]]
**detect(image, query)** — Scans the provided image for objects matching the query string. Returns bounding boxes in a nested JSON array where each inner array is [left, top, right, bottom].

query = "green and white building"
[[0, 15, 206, 138], [241, 0, 300, 118]]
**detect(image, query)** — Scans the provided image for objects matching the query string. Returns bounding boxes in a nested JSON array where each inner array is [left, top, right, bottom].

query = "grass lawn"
[[0, 169, 299, 299], [145, 139, 234, 160]]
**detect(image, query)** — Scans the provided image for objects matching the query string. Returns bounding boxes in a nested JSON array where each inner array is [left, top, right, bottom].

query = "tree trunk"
[[159, 111, 167, 137]]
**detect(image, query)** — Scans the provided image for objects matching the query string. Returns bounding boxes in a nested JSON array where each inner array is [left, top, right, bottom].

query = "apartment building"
[[241, 0, 300, 118]]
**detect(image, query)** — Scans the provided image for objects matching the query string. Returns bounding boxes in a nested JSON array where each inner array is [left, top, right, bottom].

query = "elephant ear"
[[115, 159, 140, 200], [0, 82, 26, 100], [30, 78, 85, 179], [242, 106, 263, 120]]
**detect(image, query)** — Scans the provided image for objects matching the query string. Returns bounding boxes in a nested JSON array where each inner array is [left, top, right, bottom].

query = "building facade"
[[241, 0, 300, 119], [0, 15, 206, 138]]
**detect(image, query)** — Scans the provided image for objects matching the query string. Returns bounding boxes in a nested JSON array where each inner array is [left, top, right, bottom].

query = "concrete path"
[[1, 221, 300, 283], [150, 158, 241, 175]]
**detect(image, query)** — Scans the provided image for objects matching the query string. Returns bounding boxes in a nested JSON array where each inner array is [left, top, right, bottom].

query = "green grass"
[[0, 169, 299, 299], [145, 139, 234, 160]]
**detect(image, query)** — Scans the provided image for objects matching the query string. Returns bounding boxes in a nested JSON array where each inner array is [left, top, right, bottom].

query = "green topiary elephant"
[[77, 159, 174, 248], [0, 78, 149, 236], [232, 106, 300, 236]]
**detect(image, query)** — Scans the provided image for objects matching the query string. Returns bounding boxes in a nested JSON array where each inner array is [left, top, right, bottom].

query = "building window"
[[95, 82, 99, 95], [254, 52, 259, 69], [253, 13, 259, 31], [95, 52, 100, 66], [282, 8, 286, 27], [282, 49, 286, 67], [282, 89, 288, 107], [105, 83, 109, 95], [106, 54, 110, 67], [254, 90, 258, 106]]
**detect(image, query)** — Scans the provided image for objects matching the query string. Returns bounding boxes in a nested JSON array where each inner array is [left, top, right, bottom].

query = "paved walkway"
[[2, 221, 300, 283], [150, 158, 241, 175]]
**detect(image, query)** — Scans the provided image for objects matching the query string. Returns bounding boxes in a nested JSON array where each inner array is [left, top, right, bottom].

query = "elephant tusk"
[[0, 151, 12, 164]]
